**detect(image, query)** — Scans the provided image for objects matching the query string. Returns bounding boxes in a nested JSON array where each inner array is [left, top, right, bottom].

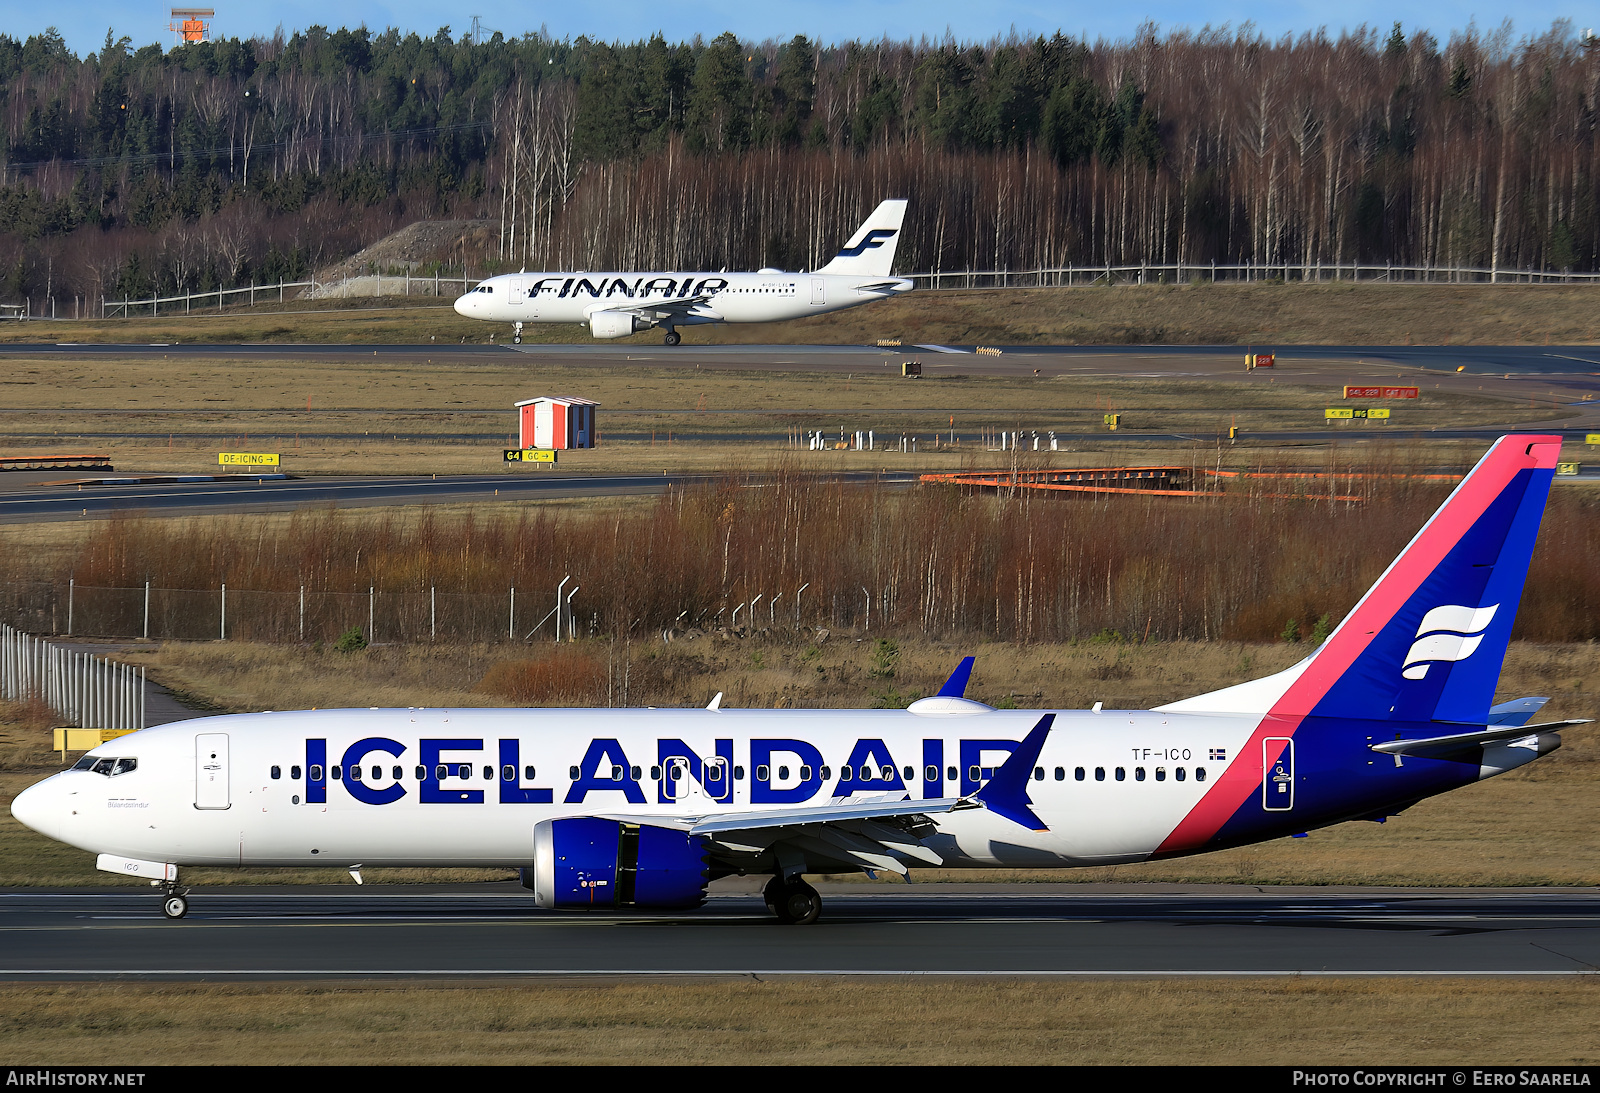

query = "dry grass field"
[[2, 977, 1597, 1065], [2, 638, 1594, 888], [2, 282, 1599, 346], [0, 345, 1545, 478]]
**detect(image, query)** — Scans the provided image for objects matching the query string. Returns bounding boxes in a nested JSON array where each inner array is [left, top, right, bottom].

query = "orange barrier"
[[920, 466, 1365, 502]]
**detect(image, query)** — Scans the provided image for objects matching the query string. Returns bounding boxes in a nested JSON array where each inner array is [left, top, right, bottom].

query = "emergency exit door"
[[195, 733, 231, 809]]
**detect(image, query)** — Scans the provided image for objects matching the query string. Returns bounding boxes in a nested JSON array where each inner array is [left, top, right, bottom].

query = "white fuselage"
[[452, 271, 913, 330], [16, 706, 1263, 871]]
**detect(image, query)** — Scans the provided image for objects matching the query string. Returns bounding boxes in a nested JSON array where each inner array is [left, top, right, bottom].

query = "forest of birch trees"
[[0, 20, 1596, 303]]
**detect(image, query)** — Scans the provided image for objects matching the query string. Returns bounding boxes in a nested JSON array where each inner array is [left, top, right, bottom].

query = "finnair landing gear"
[[513, 322, 524, 345], [663, 329, 681, 346], [159, 881, 190, 920], [763, 875, 822, 925]]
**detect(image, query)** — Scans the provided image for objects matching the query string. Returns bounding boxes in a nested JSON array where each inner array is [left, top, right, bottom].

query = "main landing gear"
[[763, 875, 822, 925], [513, 321, 524, 345], [662, 329, 681, 346]]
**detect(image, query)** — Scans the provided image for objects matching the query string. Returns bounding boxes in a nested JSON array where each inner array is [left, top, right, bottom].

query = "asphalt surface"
[[2, 883, 1596, 979], [0, 470, 923, 523]]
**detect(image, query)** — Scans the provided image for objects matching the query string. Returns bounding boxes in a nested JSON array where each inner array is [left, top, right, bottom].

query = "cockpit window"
[[75, 756, 137, 776]]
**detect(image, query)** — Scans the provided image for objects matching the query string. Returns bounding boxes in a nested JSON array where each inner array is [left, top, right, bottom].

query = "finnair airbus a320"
[[11, 435, 1583, 923], [452, 199, 913, 344]]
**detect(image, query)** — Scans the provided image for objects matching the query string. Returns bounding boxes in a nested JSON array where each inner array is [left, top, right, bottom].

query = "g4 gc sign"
[[504, 449, 557, 463]]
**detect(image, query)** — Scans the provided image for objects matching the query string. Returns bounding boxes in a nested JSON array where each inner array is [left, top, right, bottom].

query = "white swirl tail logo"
[[1401, 604, 1499, 679]]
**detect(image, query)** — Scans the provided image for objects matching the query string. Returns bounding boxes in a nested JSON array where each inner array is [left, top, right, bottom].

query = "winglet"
[[937, 657, 976, 698], [973, 714, 1054, 831]]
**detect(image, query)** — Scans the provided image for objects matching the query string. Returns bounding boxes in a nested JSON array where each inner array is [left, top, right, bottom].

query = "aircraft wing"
[[593, 296, 722, 323], [595, 713, 1056, 876]]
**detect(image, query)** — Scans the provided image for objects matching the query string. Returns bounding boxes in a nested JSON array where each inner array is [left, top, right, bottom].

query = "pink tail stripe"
[[1154, 435, 1561, 857]]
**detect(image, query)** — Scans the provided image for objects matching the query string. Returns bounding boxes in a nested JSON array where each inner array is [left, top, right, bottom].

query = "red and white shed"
[[516, 396, 600, 450]]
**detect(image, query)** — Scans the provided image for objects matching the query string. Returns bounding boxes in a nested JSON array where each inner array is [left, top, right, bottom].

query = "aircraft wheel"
[[162, 894, 188, 920], [762, 875, 787, 919], [513, 334, 522, 344], [780, 881, 821, 926], [663, 331, 681, 346]]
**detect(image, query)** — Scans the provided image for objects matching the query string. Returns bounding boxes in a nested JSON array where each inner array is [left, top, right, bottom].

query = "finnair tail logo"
[[836, 229, 898, 258], [1401, 604, 1499, 679]]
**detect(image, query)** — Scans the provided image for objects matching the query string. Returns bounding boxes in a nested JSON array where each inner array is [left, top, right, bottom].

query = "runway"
[[0, 470, 917, 523], [2, 883, 1596, 979]]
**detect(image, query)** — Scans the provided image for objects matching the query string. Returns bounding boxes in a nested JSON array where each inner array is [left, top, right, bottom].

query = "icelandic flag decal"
[[1401, 604, 1499, 680], [1209, 748, 1227, 761]]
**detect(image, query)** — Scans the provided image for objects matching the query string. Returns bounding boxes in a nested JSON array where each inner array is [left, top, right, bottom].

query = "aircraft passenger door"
[[506, 278, 526, 306], [661, 755, 705, 804], [195, 733, 231, 810], [1263, 738, 1293, 811], [811, 278, 825, 306]]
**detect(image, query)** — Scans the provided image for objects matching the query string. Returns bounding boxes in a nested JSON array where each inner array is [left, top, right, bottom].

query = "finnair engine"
[[588, 311, 650, 339], [524, 817, 710, 910]]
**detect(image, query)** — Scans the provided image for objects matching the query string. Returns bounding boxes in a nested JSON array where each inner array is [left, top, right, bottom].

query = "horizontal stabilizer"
[[1370, 719, 1587, 759]]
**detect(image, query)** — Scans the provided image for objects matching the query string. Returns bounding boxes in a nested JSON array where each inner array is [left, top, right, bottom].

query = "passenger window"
[[630, 766, 641, 780], [372, 765, 383, 781], [778, 766, 791, 780], [392, 766, 402, 780], [568, 765, 579, 779], [1155, 767, 1167, 781], [502, 765, 515, 781], [483, 766, 493, 781], [349, 765, 363, 781], [525, 765, 536, 780], [415, 766, 426, 780], [841, 765, 854, 780], [291, 765, 302, 780], [880, 766, 894, 781], [331, 765, 343, 780], [460, 765, 473, 780], [609, 766, 622, 782], [757, 765, 770, 780], [799, 765, 812, 780], [734, 766, 745, 779], [439, 765, 450, 780], [1033, 767, 1044, 781], [947, 766, 958, 780], [1135, 767, 1145, 781], [1074, 767, 1085, 781], [271, 765, 283, 780], [1095, 767, 1105, 781], [967, 765, 979, 781], [1176, 767, 1187, 782], [820, 766, 830, 780], [1196, 767, 1207, 782], [1054, 767, 1065, 781], [924, 765, 938, 781], [651, 765, 663, 780], [903, 766, 914, 781], [309, 765, 324, 781], [1116, 767, 1126, 781]]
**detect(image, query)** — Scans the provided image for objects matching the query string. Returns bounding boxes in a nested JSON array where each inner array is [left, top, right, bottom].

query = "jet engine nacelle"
[[526, 817, 709, 910], [588, 311, 650, 339]]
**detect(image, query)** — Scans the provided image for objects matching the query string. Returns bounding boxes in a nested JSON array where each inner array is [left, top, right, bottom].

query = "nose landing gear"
[[158, 880, 191, 920], [513, 321, 524, 345]]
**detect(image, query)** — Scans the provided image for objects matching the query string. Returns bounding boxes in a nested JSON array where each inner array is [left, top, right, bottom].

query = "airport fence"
[[906, 261, 1600, 289], [1, 579, 578, 646], [0, 623, 144, 732]]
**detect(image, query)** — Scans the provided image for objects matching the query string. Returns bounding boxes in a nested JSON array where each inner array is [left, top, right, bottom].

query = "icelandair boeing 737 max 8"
[[11, 436, 1585, 923], [452, 199, 913, 344]]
